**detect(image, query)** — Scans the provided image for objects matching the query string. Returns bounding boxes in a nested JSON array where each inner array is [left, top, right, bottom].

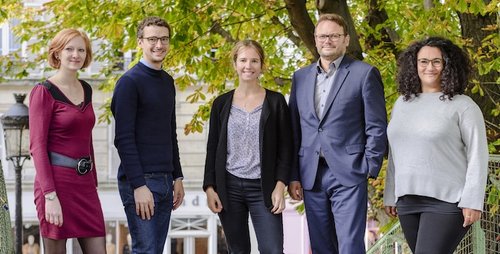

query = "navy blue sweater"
[[111, 62, 183, 188]]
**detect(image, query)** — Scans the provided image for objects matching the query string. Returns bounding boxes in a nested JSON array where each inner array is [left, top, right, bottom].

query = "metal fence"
[[367, 155, 500, 254]]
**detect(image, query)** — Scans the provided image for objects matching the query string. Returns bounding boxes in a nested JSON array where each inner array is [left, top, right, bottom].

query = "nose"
[[425, 63, 436, 71], [154, 40, 164, 47], [244, 61, 252, 68]]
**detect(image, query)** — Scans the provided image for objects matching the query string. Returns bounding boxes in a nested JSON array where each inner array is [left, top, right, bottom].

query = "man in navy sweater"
[[111, 16, 184, 253]]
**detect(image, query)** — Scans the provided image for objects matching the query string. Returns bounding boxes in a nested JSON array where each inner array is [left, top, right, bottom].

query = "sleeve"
[[202, 97, 221, 191], [288, 72, 302, 182], [362, 66, 388, 178], [383, 147, 396, 206], [111, 76, 145, 189], [457, 102, 489, 210], [274, 94, 293, 185], [29, 85, 56, 194], [170, 88, 183, 180]]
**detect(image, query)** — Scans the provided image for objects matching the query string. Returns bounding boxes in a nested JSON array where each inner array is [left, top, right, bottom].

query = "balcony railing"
[[367, 155, 500, 254]]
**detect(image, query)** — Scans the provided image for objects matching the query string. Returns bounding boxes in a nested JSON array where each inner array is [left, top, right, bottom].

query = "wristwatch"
[[45, 193, 57, 201]]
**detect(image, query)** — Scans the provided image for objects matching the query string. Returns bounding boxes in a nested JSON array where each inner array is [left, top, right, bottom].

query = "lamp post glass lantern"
[[1, 93, 30, 254]]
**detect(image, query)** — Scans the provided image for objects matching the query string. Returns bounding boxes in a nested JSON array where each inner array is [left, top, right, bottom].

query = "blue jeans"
[[118, 173, 173, 254], [218, 173, 284, 254]]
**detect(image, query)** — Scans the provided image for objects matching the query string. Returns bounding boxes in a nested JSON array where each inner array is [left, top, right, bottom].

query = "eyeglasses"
[[315, 33, 345, 42], [142, 36, 170, 45], [417, 58, 444, 68]]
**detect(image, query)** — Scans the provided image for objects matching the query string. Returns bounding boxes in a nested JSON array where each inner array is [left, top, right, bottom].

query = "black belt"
[[49, 152, 93, 175]]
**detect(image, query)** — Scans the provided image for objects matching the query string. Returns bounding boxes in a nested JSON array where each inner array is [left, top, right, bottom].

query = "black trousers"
[[218, 173, 284, 254], [398, 212, 470, 254]]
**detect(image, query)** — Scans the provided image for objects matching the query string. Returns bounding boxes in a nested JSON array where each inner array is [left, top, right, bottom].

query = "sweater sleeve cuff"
[[130, 177, 146, 189]]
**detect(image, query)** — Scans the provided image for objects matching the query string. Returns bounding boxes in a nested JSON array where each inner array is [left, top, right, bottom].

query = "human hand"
[[288, 181, 303, 201], [173, 180, 185, 210], [134, 185, 155, 220], [462, 208, 481, 227], [45, 192, 63, 227], [384, 206, 397, 217], [205, 187, 223, 213], [271, 181, 286, 214]]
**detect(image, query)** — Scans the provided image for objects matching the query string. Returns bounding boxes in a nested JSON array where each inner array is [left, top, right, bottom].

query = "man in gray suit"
[[288, 14, 387, 254]]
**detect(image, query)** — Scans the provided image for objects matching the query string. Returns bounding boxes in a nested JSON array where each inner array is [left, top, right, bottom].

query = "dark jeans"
[[218, 173, 284, 254], [398, 212, 470, 254], [118, 173, 173, 254]]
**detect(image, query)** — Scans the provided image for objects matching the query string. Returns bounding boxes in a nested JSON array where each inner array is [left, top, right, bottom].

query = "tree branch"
[[284, 0, 319, 60], [210, 21, 236, 43], [270, 16, 302, 48]]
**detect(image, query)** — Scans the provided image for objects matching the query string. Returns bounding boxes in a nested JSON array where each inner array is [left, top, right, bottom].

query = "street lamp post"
[[1, 93, 30, 254]]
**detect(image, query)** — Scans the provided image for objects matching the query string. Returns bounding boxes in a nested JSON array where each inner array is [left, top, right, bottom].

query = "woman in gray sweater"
[[383, 37, 488, 254]]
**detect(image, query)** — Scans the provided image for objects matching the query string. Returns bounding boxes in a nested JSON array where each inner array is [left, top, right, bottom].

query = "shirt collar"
[[140, 58, 162, 70], [316, 55, 344, 75]]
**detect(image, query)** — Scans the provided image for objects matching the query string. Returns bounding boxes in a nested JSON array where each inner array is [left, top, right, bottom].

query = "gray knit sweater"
[[384, 93, 488, 211]]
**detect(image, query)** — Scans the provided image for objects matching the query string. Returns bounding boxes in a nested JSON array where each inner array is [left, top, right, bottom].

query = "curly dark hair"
[[396, 36, 471, 101]]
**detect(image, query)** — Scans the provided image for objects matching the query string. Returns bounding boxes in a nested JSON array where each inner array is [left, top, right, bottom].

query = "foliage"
[[0, 0, 498, 224]]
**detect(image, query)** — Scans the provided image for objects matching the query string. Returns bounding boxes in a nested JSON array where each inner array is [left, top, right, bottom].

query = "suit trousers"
[[218, 173, 284, 254], [303, 158, 367, 254]]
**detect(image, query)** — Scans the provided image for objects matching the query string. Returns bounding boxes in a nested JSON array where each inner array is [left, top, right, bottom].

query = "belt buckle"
[[76, 158, 92, 175]]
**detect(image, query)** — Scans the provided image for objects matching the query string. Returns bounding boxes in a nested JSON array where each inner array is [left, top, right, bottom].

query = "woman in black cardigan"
[[203, 40, 292, 254]]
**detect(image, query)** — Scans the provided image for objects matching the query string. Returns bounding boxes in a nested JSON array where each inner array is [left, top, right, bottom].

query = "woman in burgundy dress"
[[29, 29, 105, 253]]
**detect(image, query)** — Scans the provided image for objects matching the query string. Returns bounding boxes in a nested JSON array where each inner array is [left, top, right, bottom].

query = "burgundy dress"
[[29, 80, 105, 239]]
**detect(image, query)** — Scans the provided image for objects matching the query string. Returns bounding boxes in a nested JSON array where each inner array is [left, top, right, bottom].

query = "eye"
[[160, 37, 169, 43], [78, 48, 86, 52]]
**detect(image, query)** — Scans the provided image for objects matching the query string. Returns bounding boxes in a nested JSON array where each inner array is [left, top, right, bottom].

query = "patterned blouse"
[[226, 104, 262, 179]]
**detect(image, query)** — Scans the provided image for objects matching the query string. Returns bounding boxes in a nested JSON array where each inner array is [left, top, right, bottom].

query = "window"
[[9, 19, 21, 52], [0, 27, 3, 52]]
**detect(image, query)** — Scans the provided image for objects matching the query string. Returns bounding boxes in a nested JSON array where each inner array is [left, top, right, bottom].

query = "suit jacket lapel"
[[320, 56, 351, 124], [304, 65, 320, 121]]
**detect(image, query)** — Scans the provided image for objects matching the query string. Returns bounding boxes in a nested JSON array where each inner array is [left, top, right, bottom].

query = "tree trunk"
[[423, 0, 434, 10], [0, 163, 14, 254], [458, 8, 500, 137], [364, 0, 399, 55], [284, 0, 319, 60], [316, 0, 363, 60]]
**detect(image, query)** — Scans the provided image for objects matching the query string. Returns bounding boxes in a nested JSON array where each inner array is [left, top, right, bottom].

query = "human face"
[[417, 46, 443, 93], [138, 25, 170, 69], [234, 46, 262, 82], [315, 20, 349, 62], [57, 36, 87, 71]]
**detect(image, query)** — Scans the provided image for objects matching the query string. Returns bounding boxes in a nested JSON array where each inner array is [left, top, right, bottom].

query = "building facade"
[[0, 7, 310, 253]]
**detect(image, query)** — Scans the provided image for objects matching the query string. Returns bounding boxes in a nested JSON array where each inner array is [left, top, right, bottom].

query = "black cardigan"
[[203, 89, 293, 210]]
